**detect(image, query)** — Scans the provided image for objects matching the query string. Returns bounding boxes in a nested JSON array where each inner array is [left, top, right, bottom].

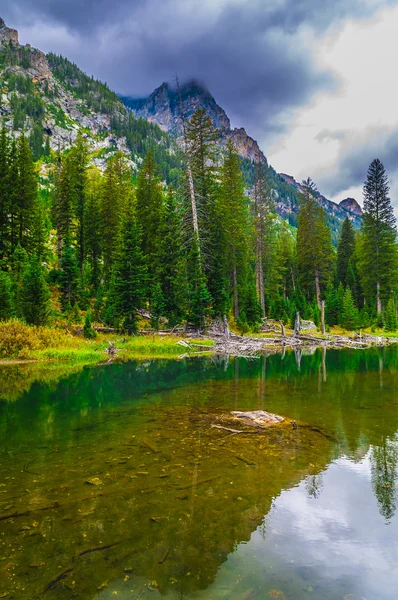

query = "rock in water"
[[230, 410, 284, 427]]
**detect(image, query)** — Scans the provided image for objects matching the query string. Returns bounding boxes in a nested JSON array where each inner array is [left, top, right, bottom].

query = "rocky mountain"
[[278, 173, 362, 241], [123, 82, 362, 238], [121, 80, 266, 163], [339, 197, 363, 217], [0, 18, 181, 179], [0, 17, 361, 239]]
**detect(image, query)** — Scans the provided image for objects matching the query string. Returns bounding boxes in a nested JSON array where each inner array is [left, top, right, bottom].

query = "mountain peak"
[[0, 17, 19, 45], [121, 80, 266, 163], [339, 197, 363, 216]]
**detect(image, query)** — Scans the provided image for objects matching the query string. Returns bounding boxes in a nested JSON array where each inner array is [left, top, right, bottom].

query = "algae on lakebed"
[[2, 348, 398, 599], [0, 401, 334, 600]]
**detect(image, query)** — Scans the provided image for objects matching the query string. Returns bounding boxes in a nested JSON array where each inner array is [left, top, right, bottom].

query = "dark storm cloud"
[[1, 0, 397, 143], [317, 127, 398, 202]]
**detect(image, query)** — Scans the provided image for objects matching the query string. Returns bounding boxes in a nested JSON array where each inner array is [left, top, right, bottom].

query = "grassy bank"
[[0, 320, 215, 364]]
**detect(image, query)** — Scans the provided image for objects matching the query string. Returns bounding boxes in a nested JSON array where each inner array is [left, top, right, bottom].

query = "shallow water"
[[1, 347, 398, 599]]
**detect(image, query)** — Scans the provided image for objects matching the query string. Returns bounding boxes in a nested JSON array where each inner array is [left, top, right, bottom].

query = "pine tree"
[[340, 288, 359, 331], [83, 309, 97, 339], [59, 241, 79, 311], [84, 170, 103, 289], [214, 140, 254, 321], [109, 209, 147, 334], [186, 108, 218, 239], [69, 135, 89, 271], [54, 153, 76, 250], [135, 149, 164, 286], [186, 234, 212, 327], [157, 186, 185, 325], [21, 255, 50, 326], [13, 134, 38, 251], [384, 298, 397, 332], [359, 159, 398, 313], [337, 217, 356, 288], [252, 161, 275, 317], [101, 152, 132, 282], [296, 178, 334, 306]]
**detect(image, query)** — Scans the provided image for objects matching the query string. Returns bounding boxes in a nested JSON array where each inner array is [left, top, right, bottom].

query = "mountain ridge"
[[0, 17, 361, 237], [121, 79, 267, 164]]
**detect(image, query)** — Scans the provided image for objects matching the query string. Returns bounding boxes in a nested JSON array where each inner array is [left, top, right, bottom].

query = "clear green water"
[[1, 347, 398, 600]]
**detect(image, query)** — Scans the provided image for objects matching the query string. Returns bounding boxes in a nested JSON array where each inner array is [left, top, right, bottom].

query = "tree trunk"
[[321, 299, 326, 335], [291, 268, 296, 292], [176, 76, 199, 241], [223, 314, 230, 339], [376, 281, 382, 314], [315, 269, 321, 308], [293, 311, 300, 336], [258, 253, 265, 318]]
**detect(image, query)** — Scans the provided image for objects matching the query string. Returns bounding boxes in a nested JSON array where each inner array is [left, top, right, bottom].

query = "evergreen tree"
[[83, 309, 97, 339], [340, 288, 359, 331], [135, 149, 164, 287], [296, 178, 334, 306], [337, 217, 356, 288], [384, 298, 397, 332], [59, 241, 79, 311], [84, 170, 103, 289], [186, 108, 218, 250], [101, 152, 132, 282], [15, 134, 38, 250], [21, 255, 50, 326], [69, 135, 89, 270], [252, 161, 275, 317], [359, 159, 398, 313], [109, 208, 147, 333], [214, 140, 255, 321], [186, 234, 212, 327], [157, 186, 186, 325]]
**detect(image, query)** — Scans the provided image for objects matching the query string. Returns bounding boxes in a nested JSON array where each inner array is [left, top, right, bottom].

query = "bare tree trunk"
[[258, 251, 265, 318], [293, 311, 301, 336], [315, 269, 321, 308], [280, 321, 286, 338], [291, 268, 296, 292], [233, 265, 239, 321], [223, 314, 230, 339], [376, 281, 382, 314], [321, 299, 326, 335], [176, 76, 199, 239]]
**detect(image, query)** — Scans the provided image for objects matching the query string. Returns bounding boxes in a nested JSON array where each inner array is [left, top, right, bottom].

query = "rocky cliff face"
[[339, 197, 363, 216], [121, 80, 266, 163], [0, 18, 18, 44], [0, 18, 131, 165], [279, 173, 362, 230]]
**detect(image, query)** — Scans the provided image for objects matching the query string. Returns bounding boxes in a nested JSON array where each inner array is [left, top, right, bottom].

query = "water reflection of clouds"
[[249, 457, 398, 599]]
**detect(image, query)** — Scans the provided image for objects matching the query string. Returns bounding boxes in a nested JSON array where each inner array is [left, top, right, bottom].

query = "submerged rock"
[[230, 410, 285, 428], [84, 477, 103, 486]]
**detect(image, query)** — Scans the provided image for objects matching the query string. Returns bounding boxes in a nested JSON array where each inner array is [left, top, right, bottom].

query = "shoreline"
[[0, 329, 397, 367]]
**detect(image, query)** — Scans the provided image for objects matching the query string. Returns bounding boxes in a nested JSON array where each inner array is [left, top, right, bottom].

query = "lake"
[[1, 346, 398, 599]]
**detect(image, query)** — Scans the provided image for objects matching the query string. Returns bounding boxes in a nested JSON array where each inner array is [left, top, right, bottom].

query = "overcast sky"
[[2, 0, 398, 208]]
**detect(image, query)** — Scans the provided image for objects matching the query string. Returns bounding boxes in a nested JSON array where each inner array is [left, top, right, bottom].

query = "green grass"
[[0, 320, 215, 364]]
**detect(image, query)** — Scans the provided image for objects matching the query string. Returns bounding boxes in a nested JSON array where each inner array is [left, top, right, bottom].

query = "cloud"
[[315, 127, 398, 209], [1, 0, 395, 143]]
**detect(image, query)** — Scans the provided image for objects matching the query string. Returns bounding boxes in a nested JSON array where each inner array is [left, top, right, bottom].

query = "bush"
[[0, 320, 81, 359], [83, 310, 97, 339]]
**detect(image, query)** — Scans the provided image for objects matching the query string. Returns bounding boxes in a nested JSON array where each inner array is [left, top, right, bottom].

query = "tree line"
[[0, 110, 397, 334]]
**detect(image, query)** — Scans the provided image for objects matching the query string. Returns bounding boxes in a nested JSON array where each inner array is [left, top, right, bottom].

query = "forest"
[[0, 107, 397, 339]]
